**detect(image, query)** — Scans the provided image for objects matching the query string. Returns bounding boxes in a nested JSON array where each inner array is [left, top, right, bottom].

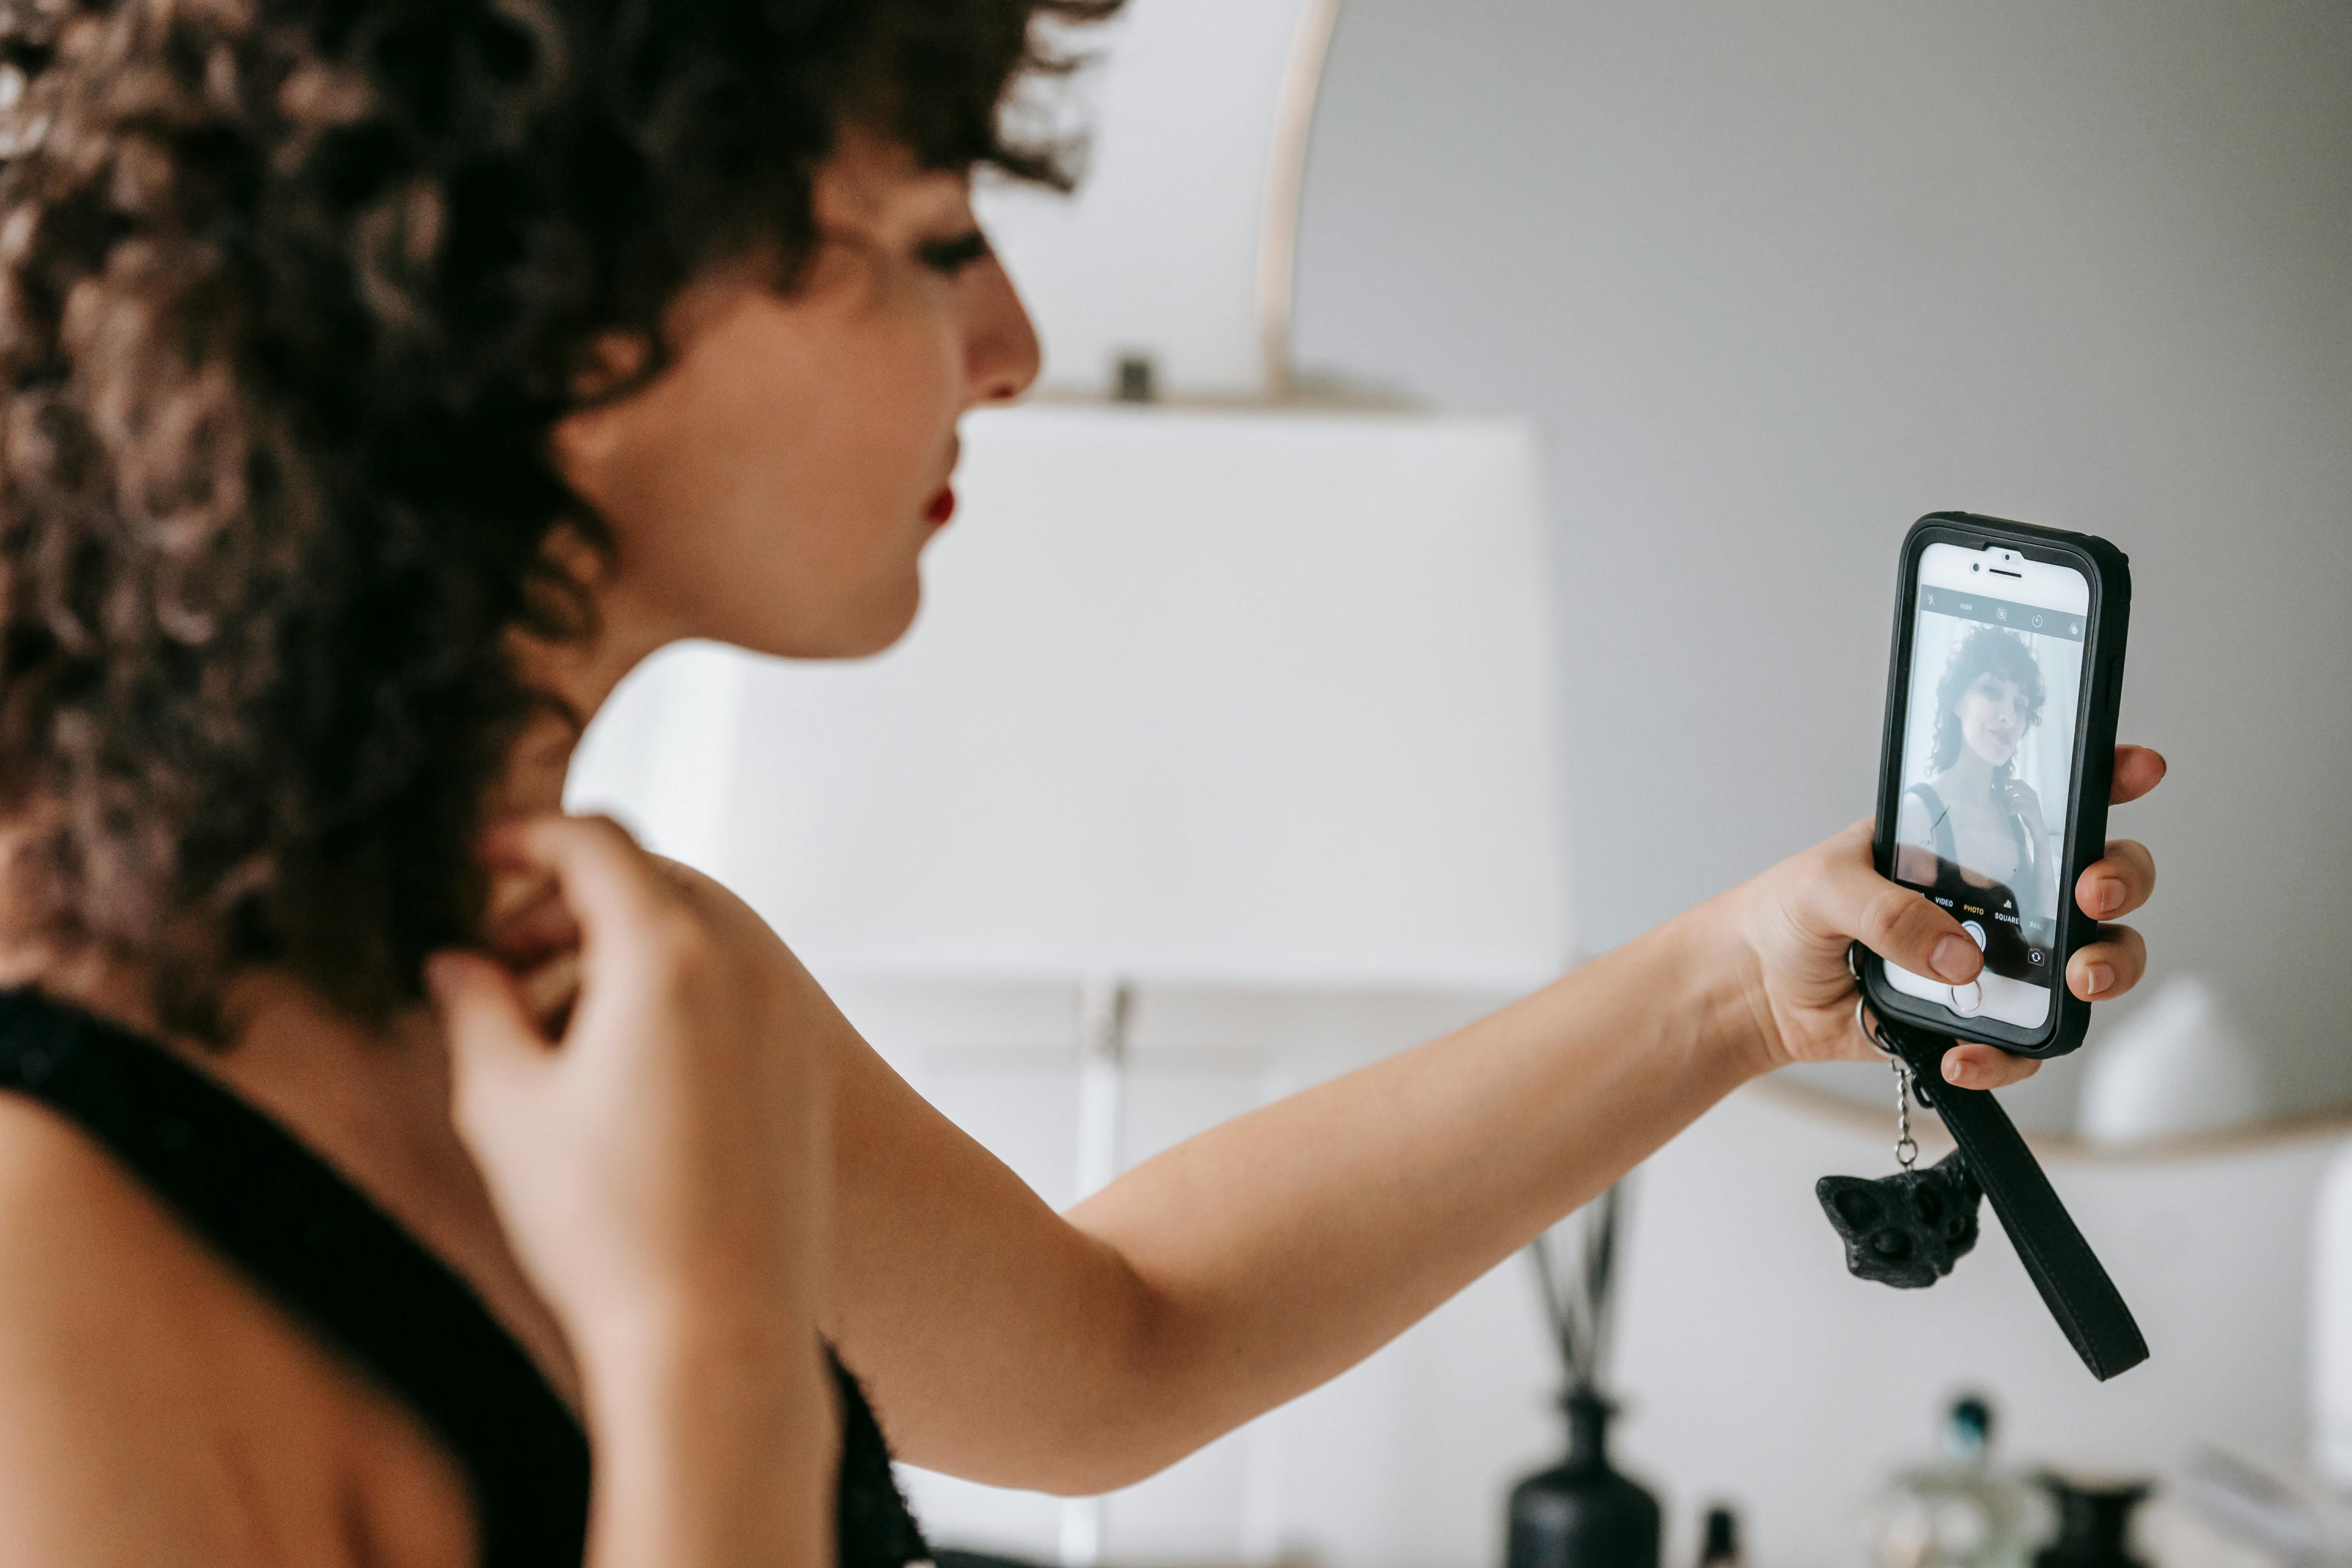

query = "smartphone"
[[1857, 512, 2132, 1058]]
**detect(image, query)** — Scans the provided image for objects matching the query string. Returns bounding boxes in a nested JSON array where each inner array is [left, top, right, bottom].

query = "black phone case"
[[1858, 512, 2132, 1058]]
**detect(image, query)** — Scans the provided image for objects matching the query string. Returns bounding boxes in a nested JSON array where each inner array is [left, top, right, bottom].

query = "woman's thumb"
[[426, 951, 545, 1088]]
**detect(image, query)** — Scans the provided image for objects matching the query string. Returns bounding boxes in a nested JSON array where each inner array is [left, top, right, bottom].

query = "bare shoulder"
[[0, 1095, 273, 1560], [1894, 786, 1936, 840], [0, 1091, 215, 1350], [0, 1094, 480, 1566], [0, 1090, 228, 1315]]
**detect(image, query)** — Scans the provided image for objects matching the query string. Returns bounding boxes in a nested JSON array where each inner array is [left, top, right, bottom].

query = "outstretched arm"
[[815, 750, 2163, 1494]]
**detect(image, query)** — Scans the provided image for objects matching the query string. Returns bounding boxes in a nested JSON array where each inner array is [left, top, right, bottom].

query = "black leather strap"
[[1880, 1017, 2149, 1381]]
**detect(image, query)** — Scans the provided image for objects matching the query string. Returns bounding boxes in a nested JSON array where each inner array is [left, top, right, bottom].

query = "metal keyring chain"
[[1853, 994, 1920, 1172], [1891, 1062, 1919, 1171]]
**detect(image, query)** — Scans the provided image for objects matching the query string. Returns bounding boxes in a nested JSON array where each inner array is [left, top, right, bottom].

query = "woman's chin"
[[755, 583, 922, 661], [848, 579, 924, 656]]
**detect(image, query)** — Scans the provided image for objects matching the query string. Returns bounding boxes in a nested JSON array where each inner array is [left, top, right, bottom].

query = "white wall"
[[1291, 0, 2352, 1111]]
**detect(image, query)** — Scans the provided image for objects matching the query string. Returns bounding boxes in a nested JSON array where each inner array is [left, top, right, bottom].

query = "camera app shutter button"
[[1961, 921, 1988, 949]]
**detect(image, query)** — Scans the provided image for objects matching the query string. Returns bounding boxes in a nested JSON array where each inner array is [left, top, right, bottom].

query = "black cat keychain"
[[1816, 995, 2149, 1381], [1817, 1000, 1984, 1289]]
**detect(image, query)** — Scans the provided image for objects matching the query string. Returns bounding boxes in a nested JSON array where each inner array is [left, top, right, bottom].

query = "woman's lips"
[[925, 486, 956, 526]]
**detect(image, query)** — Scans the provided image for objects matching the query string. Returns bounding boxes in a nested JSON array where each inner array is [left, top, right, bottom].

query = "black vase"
[[2033, 1475, 2150, 1568], [1505, 1390, 1661, 1568]]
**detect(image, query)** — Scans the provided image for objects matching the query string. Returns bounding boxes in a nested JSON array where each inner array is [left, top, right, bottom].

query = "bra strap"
[[1902, 781, 1958, 866]]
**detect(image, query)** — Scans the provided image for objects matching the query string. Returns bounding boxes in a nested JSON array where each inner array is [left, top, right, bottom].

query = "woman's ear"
[[549, 332, 655, 495], [570, 330, 655, 404]]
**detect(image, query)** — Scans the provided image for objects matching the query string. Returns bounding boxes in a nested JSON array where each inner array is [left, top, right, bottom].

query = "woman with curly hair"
[[1894, 625, 2061, 946], [0, 0, 2165, 1562]]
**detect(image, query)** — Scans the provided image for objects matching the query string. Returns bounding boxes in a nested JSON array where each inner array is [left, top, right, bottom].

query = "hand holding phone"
[[1730, 752, 2157, 1094], [1719, 513, 2159, 1093], [1861, 513, 2135, 1057]]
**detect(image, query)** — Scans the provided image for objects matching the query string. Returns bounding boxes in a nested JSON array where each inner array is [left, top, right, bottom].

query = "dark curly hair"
[[0, 0, 1112, 1034], [1930, 623, 2048, 773]]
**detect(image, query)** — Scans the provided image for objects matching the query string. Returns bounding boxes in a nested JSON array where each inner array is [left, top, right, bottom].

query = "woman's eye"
[[917, 229, 992, 277]]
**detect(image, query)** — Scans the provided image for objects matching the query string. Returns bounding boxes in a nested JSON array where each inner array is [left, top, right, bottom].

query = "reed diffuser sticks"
[[1529, 1182, 1623, 1396]]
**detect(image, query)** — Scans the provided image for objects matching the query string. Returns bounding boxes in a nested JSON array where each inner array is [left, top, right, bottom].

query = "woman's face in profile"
[[1956, 672, 2031, 766], [552, 131, 1041, 662]]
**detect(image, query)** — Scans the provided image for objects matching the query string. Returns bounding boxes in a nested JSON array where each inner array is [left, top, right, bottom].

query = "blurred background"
[[575, 2, 2352, 1564], [1293, 0, 2350, 1117]]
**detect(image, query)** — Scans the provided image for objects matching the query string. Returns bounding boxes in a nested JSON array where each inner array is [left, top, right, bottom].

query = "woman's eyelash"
[[917, 230, 992, 276]]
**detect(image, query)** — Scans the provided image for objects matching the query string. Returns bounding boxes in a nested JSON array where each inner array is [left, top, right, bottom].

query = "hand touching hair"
[[0, 0, 1109, 1034]]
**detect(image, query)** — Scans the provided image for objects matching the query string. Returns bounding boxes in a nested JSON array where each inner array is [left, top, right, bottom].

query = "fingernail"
[[1945, 1058, 1976, 1089], [2084, 963, 2115, 997], [1932, 935, 1980, 984], [2094, 878, 2123, 915]]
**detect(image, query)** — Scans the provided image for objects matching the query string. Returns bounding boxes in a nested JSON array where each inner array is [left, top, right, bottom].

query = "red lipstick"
[[925, 486, 956, 526]]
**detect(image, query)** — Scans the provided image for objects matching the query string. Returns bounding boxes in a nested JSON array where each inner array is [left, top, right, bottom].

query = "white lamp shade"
[[569, 403, 1572, 993]]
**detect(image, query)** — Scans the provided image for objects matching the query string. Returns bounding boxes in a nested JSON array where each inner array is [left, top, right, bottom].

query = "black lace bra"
[[0, 988, 929, 1568]]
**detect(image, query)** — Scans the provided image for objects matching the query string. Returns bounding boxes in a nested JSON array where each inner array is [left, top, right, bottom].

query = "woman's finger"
[[484, 867, 559, 926], [1942, 1042, 2042, 1091], [2109, 745, 2167, 806], [2074, 839, 2156, 922], [2067, 924, 2147, 1002], [427, 950, 552, 1142], [486, 814, 679, 961], [486, 880, 583, 970], [517, 951, 584, 1035], [1827, 856, 1984, 989]]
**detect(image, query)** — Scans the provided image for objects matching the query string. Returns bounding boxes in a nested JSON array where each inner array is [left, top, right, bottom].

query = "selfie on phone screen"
[[1883, 544, 2091, 1029]]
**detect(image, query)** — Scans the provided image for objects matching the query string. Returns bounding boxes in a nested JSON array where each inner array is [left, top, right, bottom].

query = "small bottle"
[[1697, 1505, 1742, 1568], [1504, 1388, 1662, 1568], [1858, 1395, 2053, 1568]]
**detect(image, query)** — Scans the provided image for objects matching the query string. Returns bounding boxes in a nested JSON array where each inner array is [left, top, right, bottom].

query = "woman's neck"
[[1941, 749, 2000, 800], [499, 553, 680, 821]]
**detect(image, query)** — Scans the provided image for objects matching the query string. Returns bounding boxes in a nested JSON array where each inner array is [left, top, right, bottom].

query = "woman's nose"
[[964, 260, 1042, 405]]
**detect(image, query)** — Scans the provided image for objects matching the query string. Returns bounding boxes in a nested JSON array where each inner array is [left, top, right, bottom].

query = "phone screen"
[[1883, 542, 2091, 1029]]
